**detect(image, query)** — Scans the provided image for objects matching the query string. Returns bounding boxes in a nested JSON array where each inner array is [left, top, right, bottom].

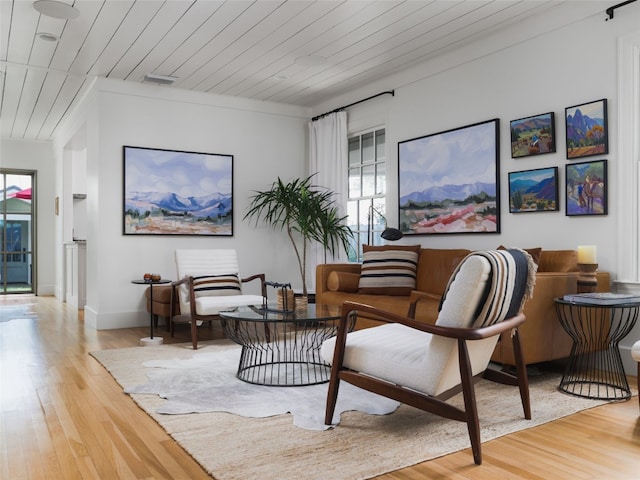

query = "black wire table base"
[[220, 305, 349, 386], [555, 299, 640, 400]]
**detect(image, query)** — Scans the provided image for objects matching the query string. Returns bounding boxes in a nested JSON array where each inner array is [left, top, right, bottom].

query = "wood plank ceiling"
[[0, 0, 605, 142]]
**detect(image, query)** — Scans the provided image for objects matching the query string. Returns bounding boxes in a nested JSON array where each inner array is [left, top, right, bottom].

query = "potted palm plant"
[[244, 175, 353, 300]]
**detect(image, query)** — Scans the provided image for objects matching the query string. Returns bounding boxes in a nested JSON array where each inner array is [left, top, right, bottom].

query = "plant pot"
[[295, 294, 308, 312]]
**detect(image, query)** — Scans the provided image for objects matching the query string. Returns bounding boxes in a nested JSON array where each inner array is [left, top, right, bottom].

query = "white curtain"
[[308, 111, 348, 290]]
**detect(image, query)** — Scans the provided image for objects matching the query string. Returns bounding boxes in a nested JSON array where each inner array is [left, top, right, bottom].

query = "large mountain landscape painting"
[[565, 99, 608, 159], [123, 146, 233, 235], [398, 119, 500, 235]]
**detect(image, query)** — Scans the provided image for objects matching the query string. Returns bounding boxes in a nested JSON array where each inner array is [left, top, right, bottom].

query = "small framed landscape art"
[[508, 167, 559, 213], [565, 99, 608, 159], [565, 159, 607, 216], [398, 118, 500, 235], [510, 112, 556, 158], [123, 146, 234, 235]]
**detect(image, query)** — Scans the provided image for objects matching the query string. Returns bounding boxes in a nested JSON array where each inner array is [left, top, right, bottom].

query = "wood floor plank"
[[1, 295, 639, 480]]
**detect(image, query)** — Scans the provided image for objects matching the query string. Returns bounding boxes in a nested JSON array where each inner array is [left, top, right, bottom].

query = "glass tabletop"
[[219, 304, 341, 322]]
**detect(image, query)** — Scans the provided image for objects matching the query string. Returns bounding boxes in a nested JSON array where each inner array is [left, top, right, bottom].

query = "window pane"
[[362, 132, 374, 164], [375, 130, 385, 160], [362, 164, 375, 197], [359, 201, 371, 243], [348, 167, 361, 198], [376, 162, 386, 195], [346, 200, 359, 231], [348, 137, 360, 167]]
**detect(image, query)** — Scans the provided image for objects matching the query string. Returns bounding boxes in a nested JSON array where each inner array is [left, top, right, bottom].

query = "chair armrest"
[[241, 273, 267, 297], [340, 301, 526, 341], [407, 291, 433, 319]]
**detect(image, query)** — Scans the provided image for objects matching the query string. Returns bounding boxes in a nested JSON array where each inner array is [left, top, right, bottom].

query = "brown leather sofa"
[[315, 247, 611, 366]]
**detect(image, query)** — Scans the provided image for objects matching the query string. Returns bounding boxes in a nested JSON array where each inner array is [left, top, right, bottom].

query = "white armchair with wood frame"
[[170, 249, 266, 349], [321, 249, 537, 465]]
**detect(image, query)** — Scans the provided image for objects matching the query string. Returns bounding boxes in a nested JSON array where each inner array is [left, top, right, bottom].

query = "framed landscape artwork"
[[565, 159, 607, 216], [398, 119, 500, 235], [123, 146, 234, 235], [565, 99, 608, 159], [510, 112, 555, 158], [508, 167, 559, 213]]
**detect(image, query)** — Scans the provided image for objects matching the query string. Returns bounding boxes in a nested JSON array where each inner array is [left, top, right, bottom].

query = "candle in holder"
[[577, 245, 597, 264], [577, 245, 598, 293]]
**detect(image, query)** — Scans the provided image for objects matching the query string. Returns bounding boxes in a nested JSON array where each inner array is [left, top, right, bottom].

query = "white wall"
[[0, 138, 55, 295], [312, 3, 640, 373], [55, 78, 310, 329]]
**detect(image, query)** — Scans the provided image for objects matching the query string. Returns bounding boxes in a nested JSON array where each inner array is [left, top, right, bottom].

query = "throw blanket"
[[440, 249, 537, 328]]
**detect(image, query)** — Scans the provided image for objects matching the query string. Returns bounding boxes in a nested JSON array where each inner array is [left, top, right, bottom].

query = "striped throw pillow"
[[358, 248, 419, 296], [193, 274, 241, 297]]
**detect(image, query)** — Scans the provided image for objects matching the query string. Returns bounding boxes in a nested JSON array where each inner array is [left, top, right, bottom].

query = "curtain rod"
[[311, 90, 395, 122], [606, 0, 637, 20]]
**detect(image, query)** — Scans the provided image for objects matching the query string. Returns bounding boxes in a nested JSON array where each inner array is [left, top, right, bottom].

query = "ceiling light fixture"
[[273, 74, 289, 81], [143, 73, 178, 85], [33, 0, 80, 20], [37, 32, 59, 42]]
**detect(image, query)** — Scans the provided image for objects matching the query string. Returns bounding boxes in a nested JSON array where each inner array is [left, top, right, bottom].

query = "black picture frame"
[[123, 145, 234, 235], [510, 112, 556, 158], [398, 119, 500, 235], [565, 99, 608, 159], [508, 167, 559, 213], [565, 159, 607, 216]]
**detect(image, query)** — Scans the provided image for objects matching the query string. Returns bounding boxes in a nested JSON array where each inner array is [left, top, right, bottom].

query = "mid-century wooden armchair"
[[170, 249, 266, 349], [321, 249, 537, 465]]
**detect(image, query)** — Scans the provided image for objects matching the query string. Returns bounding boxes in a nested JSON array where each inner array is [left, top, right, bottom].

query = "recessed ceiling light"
[[143, 73, 178, 85], [37, 32, 59, 42], [33, 0, 80, 20]]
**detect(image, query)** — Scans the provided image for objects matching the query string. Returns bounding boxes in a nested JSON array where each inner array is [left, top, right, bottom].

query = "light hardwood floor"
[[1, 295, 638, 480]]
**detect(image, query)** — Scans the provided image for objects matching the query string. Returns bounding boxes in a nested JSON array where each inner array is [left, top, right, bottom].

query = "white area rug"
[[123, 341, 399, 430], [91, 340, 617, 480]]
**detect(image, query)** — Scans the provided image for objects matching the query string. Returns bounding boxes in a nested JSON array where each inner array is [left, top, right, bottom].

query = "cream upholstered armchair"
[[170, 249, 266, 349], [321, 249, 537, 465]]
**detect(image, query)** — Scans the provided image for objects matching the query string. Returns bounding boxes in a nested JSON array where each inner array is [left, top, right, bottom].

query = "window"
[[346, 128, 386, 262]]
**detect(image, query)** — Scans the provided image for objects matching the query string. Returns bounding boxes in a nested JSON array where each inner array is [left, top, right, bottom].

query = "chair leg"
[[512, 328, 531, 419], [458, 339, 482, 465], [325, 371, 341, 425], [191, 317, 198, 350]]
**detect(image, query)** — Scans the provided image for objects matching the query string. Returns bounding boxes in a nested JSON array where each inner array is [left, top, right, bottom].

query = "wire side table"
[[219, 304, 351, 386], [554, 298, 640, 400]]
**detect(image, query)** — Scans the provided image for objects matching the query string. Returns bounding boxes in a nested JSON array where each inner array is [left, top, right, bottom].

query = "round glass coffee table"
[[219, 304, 351, 386]]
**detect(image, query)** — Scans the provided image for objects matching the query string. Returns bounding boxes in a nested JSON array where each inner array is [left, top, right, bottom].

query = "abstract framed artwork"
[[123, 145, 233, 235], [510, 112, 556, 158], [508, 167, 559, 213], [565, 159, 607, 216], [398, 118, 500, 235], [565, 99, 608, 159]]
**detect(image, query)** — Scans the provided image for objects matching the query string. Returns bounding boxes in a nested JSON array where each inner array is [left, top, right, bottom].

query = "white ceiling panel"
[[0, 0, 614, 142]]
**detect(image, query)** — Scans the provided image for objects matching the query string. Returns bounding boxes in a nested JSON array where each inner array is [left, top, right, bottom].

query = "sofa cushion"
[[415, 248, 471, 296], [327, 271, 360, 293], [537, 250, 578, 272], [358, 245, 420, 295]]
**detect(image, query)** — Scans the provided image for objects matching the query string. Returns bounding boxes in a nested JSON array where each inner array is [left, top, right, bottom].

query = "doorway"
[[0, 170, 35, 294]]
